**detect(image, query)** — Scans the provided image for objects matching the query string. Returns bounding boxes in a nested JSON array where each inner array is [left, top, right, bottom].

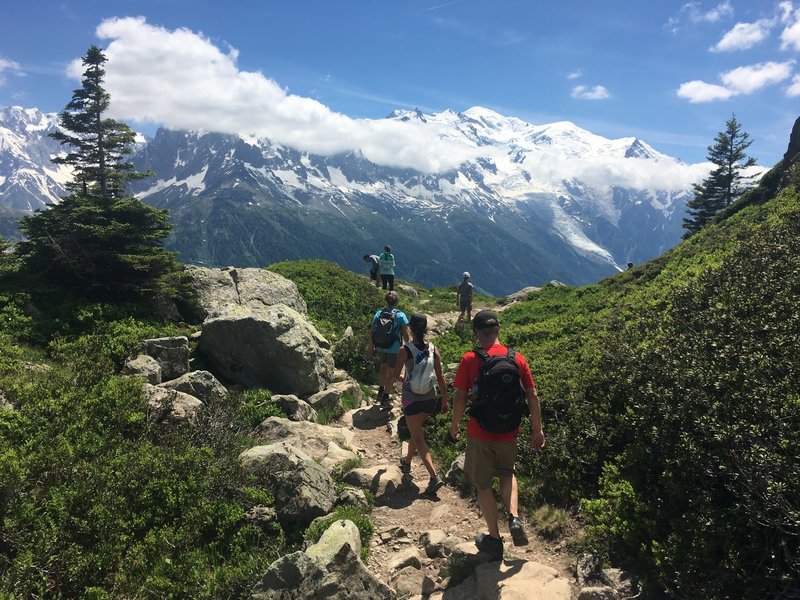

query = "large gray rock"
[[270, 394, 317, 422], [142, 384, 203, 423], [342, 465, 403, 503], [159, 370, 228, 404], [251, 544, 395, 600], [307, 380, 363, 412], [252, 416, 359, 468], [239, 442, 336, 527], [198, 304, 333, 395], [305, 519, 362, 565], [182, 265, 307, 323], [502, 286, 542, 305], [141, 336, 189, 381], [122, 354, 162, 384]]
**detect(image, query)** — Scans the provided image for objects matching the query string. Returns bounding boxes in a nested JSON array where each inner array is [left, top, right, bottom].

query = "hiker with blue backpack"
[[371, 290, 409, 405], [448, 310, 545, 561], [388, 313, 449, 497]]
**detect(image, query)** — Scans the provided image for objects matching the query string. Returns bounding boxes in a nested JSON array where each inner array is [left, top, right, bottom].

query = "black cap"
[[472, 310, 499, 330]]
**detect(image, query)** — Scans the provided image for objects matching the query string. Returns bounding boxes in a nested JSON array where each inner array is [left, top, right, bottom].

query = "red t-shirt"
[[453, 342, 536, 442]]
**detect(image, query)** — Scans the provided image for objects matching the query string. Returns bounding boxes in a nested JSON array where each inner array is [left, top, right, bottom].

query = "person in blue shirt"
[[371, 290, 409, 405]]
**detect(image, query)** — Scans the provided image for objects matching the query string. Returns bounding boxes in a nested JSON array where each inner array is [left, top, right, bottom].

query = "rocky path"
[[337, 305, 579, 599]]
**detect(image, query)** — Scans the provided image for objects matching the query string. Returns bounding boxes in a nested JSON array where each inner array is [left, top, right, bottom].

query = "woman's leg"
[[405, 412, 436, 478]]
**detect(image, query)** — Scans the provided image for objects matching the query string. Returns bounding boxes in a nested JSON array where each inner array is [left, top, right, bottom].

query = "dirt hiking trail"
[[339, 304, 580, 599]]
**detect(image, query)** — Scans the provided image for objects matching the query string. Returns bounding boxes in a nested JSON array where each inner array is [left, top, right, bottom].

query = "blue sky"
[[1, 0, 798, 170]]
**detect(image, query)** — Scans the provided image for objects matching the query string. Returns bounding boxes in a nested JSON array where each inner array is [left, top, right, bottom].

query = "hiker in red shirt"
[[448, 310, 545, 560]]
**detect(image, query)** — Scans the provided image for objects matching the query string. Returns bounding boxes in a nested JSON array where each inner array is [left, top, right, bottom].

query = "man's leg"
[[388, 275, 395, 291], [477, 486, 501, 539], [499, 473, 518, 517]]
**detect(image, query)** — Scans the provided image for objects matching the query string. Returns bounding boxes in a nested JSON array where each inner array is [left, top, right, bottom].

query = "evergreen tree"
[[683, 115, 757, 238], [17, 46, 182, 297]]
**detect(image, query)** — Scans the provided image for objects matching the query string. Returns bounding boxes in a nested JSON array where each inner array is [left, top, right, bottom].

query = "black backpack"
[[371, 308, 399, 349], [469, 347, 527, 433]]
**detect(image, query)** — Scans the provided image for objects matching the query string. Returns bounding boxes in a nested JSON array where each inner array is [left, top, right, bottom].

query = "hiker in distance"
[[379, 244, 396, 291], [370, 290, 409, 406], [457, 271, 474, 321], [363, 253, 380, 288], [388, 313, 449, 497], [448, 310, 545, 561]]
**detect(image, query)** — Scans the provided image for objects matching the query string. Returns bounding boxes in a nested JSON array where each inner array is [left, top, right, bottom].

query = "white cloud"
[[696, 1, 735, 23], [720, 60, 794, 93], [571, 85, 610, 100], [85, 17, 479, 173], [676, 80, 735, 102], [0, 57, 22, 86], [787, 74, 800, 96], [711, 19, 774, 51], [566, 70, 582, 80], [780, 4, 800, 50]]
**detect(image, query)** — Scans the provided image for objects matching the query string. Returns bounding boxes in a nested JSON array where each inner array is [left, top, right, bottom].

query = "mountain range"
[[0, 104, 704, 295]]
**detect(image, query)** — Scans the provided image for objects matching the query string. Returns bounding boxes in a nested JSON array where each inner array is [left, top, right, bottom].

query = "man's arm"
[[526, 386, 545, 451], [449, 388, 468, 440], [400, 324, 410, 344]]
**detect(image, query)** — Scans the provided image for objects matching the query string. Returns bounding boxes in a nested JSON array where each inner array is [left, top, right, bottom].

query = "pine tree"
[[683, 115, 757, 238], [17, 46, 182, 297]]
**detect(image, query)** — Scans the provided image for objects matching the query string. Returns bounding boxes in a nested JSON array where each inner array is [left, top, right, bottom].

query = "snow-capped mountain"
[[0, 104, 698, 294]]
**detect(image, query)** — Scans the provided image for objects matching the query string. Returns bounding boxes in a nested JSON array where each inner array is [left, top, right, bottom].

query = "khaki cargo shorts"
[[464, 436, 518, 490]]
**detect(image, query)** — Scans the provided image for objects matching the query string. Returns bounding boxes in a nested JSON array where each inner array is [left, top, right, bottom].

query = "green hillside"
[[1, 155, 797, 597]]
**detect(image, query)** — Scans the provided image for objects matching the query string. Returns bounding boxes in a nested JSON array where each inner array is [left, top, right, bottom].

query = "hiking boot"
[[375, 387, 384, 404], [380, 393, 392, 407], [399, 458, 412, 475], [508, 516, 529, 546], [421, 475, 444, 497], [475, 533, 503, 560]]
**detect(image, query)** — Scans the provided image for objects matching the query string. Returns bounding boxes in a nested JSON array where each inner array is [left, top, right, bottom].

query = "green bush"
[[268, 259, 384, 336], [0, 339, 286, 598]]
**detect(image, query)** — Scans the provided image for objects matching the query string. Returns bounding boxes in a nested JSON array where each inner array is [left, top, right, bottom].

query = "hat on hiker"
[[473, 310, 499, 330], [462, 271, 470, 278]]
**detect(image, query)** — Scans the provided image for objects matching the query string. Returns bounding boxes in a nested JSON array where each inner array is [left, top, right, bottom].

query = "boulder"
[[502, 286, 542, 305], [180, 265, 308, 323], [250, 544, 395, 599], [577, 587, 618, 600], [444, 559, 570, 600], [253, 416, 359, 468], [335, 487, 370, 510], [444, 452, 466, 488], [122, 354, 162, 384], [159, 370, 228, 403], [198, 304, 333, 395], [306, 519, 362, 565], [141, 336, 189, 381], [390, 566, 437, 599], [600, 568, 639, 598], [420, 530, 460, 559], [387, 547, 422, 572], [307, 380, 363, 412], [142, 384, 202, 423], [269, 394, 317, 422], [342, 465, 403, 503], [239, 442, 336, 527], [397, 284, 418, 298]]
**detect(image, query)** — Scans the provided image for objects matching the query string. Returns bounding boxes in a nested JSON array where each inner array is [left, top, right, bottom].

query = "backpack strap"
[[507, 348, 515, 361], [473, 347, 490, 363]]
